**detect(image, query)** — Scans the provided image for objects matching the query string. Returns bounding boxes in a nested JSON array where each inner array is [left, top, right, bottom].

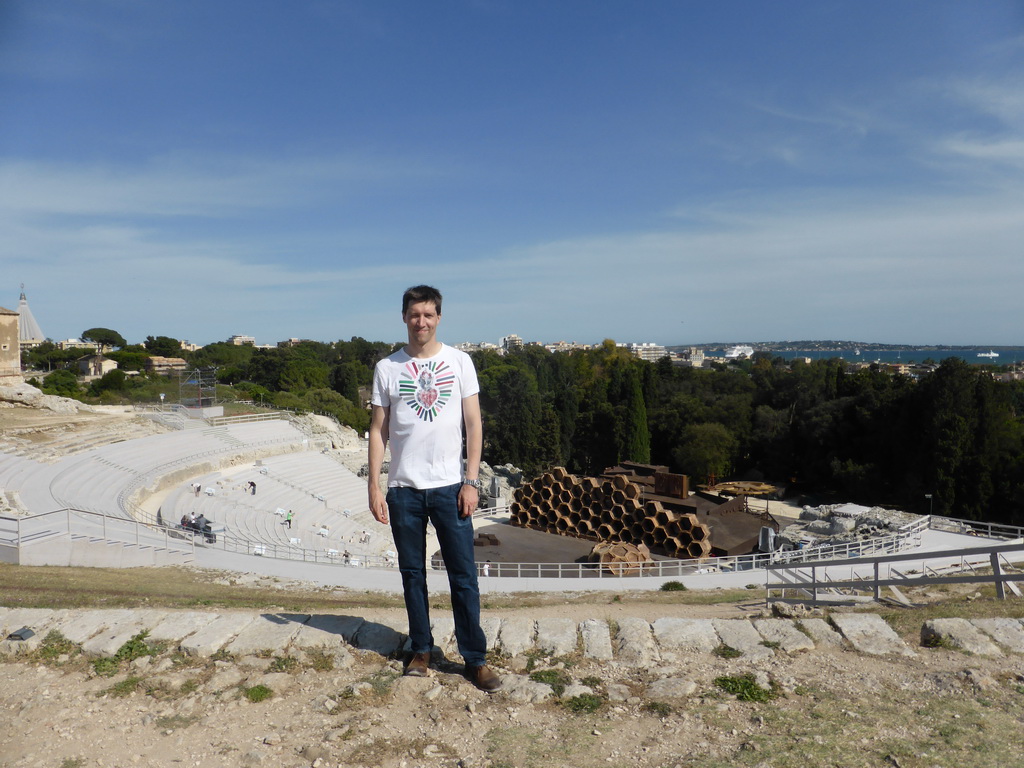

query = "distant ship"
[[724, 345, 755, 359], [978, 350, 999, 358]]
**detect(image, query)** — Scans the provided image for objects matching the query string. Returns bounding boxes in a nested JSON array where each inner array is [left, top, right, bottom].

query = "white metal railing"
[[766, 539, 1024, 604], [0, 508, 195, 559]]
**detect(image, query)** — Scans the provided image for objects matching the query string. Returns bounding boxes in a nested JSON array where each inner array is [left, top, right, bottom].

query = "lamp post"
[[924, 493, 933, 516], [159, 392, 165, 410]]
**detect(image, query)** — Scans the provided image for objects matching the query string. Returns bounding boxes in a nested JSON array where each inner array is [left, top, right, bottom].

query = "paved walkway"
[[192, 520, 1009, 594], [2, 606, 1022, 665]]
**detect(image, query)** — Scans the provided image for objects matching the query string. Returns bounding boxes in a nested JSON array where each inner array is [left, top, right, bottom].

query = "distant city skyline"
[[3, 2, 1022, 347]]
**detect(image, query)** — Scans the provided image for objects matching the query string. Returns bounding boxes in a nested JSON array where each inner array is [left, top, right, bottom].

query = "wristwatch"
[[463, 478, 483, 490]]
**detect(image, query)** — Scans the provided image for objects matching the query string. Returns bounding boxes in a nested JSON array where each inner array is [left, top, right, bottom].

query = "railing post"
[[873, 561, 880, 601], [991, 551, 1006, 599]]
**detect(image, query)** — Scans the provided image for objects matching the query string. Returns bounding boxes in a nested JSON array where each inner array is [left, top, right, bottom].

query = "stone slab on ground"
[[305, 614, 365, 643], [647, 677, 698, 699], [180, 613, 259, 657], [496, 618, 536, 657], [147, 611, 218, 643], [0, 608, 58, 638], [799, 617, 846, 647], [754, 618, 815, 653], [653, 618, 719, 655], [711, 619, 773, 659], [430, 617, 457, 655], [53, 609, 137, 645], [82, 610, 169, 657], [535, 618, 578, 657], [580, 618, 613, 661], [830, 613, 916, 657], [922, 618, 1002, 657], [480, 616, 502, 650], [971, 617, 1024, 653], [351, 619, 405, 657], [616, 618, 659, 665], [224, 613, 308, 655], [290, 621, 353, 654]]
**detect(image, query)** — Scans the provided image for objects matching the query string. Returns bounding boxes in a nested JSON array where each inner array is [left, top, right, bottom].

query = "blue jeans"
[[387, 483, 487, 666]]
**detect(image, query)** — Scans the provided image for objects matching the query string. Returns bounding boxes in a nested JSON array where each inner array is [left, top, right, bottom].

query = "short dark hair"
[[402, 285, 443, 316]]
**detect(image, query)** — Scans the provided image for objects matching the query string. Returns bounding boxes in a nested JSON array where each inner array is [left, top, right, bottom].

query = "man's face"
[[403, 300, 440, 346]]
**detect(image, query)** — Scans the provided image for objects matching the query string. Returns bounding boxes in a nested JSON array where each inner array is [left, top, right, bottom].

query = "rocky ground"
[[2, 586, 1024, 768]]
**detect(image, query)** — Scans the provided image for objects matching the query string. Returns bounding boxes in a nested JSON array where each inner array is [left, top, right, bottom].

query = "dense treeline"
[[472, 346, 1024, 526], [28, 337, 396, 435], [26, 334, 1024, 525]]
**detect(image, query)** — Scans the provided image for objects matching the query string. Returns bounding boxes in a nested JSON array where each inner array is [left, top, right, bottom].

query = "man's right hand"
[[369, 485, 389, 525]]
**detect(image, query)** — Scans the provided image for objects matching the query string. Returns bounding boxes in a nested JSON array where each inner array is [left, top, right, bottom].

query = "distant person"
[[193, 482, 201, 497], [285, 510, 294, 529], [368, 284, 500, 692], [180, 513, 189, 528]]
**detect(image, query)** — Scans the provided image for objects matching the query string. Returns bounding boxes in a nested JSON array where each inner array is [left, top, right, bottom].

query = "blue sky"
[[2, 1, 1023, 348]]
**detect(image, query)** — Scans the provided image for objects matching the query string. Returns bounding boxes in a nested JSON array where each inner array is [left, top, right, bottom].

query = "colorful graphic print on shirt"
[[399, 359, 454, 421]]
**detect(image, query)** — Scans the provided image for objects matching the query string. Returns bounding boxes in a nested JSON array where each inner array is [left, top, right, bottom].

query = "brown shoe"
[[467, 664, 502, 692], [405, 652, 431, 677]]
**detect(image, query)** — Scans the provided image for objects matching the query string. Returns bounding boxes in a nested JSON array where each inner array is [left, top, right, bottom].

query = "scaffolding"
[[178, 367, 218, 409]]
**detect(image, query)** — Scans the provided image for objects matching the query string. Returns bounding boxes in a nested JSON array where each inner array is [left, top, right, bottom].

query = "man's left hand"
[[458, 484, 479, 519]]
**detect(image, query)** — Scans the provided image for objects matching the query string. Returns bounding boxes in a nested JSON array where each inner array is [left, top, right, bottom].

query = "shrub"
[[713, 644, 742, 659], [530, 669, 571, 697], [659, 581, 687, 592], [714, 674, 776, 702], [564, 693, 604, 714], [244, 685, 273, 703]]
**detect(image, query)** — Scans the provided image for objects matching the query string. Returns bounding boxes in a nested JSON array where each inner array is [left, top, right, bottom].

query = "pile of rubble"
[[776, 502, 923, 550]]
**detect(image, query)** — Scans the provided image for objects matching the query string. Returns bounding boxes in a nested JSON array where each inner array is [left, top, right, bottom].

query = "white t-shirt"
[[371, 343, 480, 489]]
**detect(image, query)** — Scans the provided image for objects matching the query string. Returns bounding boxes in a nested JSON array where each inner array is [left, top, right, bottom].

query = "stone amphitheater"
[[4, 383, 1024, 767]]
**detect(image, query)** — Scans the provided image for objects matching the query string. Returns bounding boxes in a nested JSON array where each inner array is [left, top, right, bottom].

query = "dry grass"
[[0, 562, 757, 612]]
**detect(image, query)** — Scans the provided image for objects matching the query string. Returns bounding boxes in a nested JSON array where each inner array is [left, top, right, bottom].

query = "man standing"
[[368, 285, 501, 692]]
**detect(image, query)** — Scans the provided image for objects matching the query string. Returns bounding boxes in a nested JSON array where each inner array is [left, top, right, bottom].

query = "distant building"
[[278, 338, 304, 348], [57, 338, 100, 351], [500, 334, 524, 352], [681, 347, 705, 368], [544, 340, 590, 353], [228, 335, 256, 346], [627, 342, 669, 362], [180, 340, 202, 352], [77, 354, 117, 378], [16, 286, 44, 350], [454, 341, 500, 354], [0, 305, 20, 379], [145, 356, 189, 375]]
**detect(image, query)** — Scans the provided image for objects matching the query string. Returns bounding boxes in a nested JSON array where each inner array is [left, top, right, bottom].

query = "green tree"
[[40, 369, 81, 399], [144, 336, 183, 357], [81, 327, 126, 350], [673, 423, 738, 484]]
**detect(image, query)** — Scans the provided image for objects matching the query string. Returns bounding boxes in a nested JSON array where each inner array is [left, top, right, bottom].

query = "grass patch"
[[243, 684, 273, 702], [580, 675, 602, 688], [304, 649, 335, 671], [106, 675, 144, 698], [91, 657, 120, 677], [760, 640, 781, 649], [0, 563, 759, 612], [714, 674, 776, 702], [268, 655, 298, 673], [713, 643, 742, 658], [529, 668, 571, 697], [659, 581, 688, 592], [34, 630, 80, 663], [642, 701, 673, 717], [154, 714, 201, 730], [563, 693, 603, 714], [60, 759, 86, 768], [115, 630, 162, 662]]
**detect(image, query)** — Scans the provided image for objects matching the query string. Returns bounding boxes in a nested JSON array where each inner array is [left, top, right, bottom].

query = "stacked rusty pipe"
[[510, 466, 711, 560]]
